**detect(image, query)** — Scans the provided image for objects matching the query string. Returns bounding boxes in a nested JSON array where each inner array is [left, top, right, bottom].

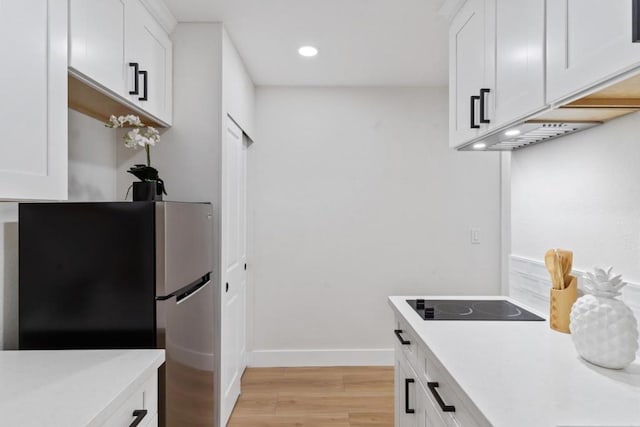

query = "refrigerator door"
[[157, 276, 215, 427], [18, 202, 156, 350], [156, 202, 213, 297]]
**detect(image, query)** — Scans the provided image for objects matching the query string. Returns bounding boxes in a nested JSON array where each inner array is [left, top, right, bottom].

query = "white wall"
[[68, 110, 118, 201], [512, 112, 640, 281], [222, 28, 255, 139], [248, 87, 501, 366], [511, 112, 640, 355], [116, 24, 223, 203], [0, 110, 118, 349]]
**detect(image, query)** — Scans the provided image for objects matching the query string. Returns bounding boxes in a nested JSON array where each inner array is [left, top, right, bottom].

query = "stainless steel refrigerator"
[[19, 201, 215, 426]]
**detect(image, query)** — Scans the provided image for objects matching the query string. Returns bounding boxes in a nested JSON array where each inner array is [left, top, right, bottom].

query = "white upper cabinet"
[[69, 0, 173, 126], [547, 0, 640, 103], [449, 0, 494, 148], [125, 0, 173, 124], [494, 0, 545, 126], [0, 0, 67, 200], [69, 0, 126, 95]]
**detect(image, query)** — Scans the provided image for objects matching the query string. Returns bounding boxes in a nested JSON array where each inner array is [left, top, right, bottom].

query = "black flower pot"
[[132, 181, 163, 201]]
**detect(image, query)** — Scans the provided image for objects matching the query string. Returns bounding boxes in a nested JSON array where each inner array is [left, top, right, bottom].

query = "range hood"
[[460, 73, 640, 151]]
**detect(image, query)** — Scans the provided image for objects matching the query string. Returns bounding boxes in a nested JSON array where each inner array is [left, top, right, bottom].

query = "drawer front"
[[417, 345, 490, 427], [420, 379, 458, 427], [394, 318, 419, 368], [102, 373, 158, 427]]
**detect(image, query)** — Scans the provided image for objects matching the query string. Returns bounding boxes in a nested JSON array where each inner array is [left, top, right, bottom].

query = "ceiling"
[[164, 0, 450, 87]]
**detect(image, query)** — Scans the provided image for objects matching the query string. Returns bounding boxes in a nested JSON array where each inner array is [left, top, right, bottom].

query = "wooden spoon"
[[553, 250, 565, 290], [545, 249, 560, 290]]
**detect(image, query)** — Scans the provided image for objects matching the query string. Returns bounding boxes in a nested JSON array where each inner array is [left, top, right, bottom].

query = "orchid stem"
[[145, 145, 151, 167]]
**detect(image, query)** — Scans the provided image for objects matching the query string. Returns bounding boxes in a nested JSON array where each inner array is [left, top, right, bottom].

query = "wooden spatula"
[[557, 249, 573, 287]]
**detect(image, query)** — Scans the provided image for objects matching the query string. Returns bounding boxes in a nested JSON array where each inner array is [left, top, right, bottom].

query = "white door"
[[547, 0, 640, 103], [0, 0, 67, 200], [68, 0, 126, 95], [220, 116, 248, 426], [448, 0, 493, 148], [494, 0, 545, 127]]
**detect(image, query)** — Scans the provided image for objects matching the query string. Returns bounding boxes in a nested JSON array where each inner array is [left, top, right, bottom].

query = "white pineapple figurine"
[[570, 267, 639, 369]]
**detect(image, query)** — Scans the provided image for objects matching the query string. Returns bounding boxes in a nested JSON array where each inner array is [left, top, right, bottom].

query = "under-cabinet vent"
[[465, 122, 600, 151]]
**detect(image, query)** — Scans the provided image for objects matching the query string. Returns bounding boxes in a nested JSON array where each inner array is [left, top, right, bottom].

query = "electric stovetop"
[[407, 299, 544, 321]]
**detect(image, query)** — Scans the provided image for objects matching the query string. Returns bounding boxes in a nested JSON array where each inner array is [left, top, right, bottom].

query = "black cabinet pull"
[[129, 409, 148, 427], [138, 70, 148, 101], [128, 63, 139, 95], [470, 95, 480, 129], [634, 0, 640, 42], [405, 378, 415, 414], [225, 282, 229, 292], [427, 382, 456, 413], [394, 329, 410, 345], [479, 88, 491, 124]]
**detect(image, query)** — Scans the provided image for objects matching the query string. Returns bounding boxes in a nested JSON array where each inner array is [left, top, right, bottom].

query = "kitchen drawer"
[[417, 345, 491, 427], [101, 372, 158, 427], [394, 318, 419, 369]]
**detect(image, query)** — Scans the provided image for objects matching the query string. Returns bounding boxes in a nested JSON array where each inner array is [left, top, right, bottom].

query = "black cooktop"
[[407, 299, 544, 321]]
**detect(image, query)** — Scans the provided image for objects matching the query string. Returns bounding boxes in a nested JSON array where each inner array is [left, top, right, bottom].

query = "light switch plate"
[[470, 228, 480, 244]]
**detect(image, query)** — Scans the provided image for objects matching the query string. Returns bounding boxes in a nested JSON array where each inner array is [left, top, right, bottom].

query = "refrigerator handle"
[[156, 273, 211, 303], [176, 278, 211, 304]]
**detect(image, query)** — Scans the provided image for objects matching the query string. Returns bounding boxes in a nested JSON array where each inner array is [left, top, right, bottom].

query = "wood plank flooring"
[[227, 366, 394, 427]]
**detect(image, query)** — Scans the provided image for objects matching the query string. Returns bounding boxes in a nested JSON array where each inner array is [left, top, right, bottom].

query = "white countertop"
[[389, 296, 640, 427], [0, 349, 165, 427]]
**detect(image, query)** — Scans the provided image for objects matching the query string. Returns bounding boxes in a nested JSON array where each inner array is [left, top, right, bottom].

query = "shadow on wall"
[[3, 221, 18, 350], [68, 174, 109, 201]]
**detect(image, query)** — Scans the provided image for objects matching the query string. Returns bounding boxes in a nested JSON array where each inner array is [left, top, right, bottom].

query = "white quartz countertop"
[[389, 296, 640, 427], [0, 349, 165, 427]]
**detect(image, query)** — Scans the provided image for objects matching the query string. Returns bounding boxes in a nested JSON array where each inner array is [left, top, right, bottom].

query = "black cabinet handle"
[[128, 63, 139, 95], [138, 70, 148, 101], [394, 329, 410, 345], [470, 95, 480, 129], [427, 382, 456, 413], [405, 378, 415, 414], [634, 0, 640, 42], [129, 409, 148, 427], [225, 282, 229, 292], [479, 88, 491, 124]]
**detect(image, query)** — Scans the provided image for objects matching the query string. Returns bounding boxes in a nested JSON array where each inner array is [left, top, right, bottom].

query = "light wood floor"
[[227, 366, 394, 427]]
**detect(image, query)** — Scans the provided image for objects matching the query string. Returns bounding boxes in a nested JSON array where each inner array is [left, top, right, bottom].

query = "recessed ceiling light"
[[298, 46, 318, 57], [473, 142, 487, 150], [505, 129, 521, 137]]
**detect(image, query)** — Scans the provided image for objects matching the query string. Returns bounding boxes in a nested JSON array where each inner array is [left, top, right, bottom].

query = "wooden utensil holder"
[[549, 275, 578, 333]]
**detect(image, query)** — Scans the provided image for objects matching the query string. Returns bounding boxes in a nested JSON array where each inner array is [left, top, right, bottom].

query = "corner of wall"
[[500, 151, 512, 296]]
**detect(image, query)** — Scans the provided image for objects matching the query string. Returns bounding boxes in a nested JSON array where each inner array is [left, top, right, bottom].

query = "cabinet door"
[[494, 0, 545, 127], [395, 353, 417, 427], [0, 0, 67, 200], [69, 0, 126, 95], [125, 0, 173, 124], [449, 0, 494, 148], [547, 0, 640, 103]]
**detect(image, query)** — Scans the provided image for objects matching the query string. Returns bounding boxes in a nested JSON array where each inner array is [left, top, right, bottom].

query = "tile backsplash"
[[509, 254, 640, 356]]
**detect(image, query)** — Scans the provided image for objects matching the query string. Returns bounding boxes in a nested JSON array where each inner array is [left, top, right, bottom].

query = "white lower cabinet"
[[395, 350, 417, 427], [394, 319, 490, 427], [101, 371, 158, 427]]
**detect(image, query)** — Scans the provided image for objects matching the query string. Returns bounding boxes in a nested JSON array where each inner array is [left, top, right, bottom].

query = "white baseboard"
[[248, 348, 394, 367]]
